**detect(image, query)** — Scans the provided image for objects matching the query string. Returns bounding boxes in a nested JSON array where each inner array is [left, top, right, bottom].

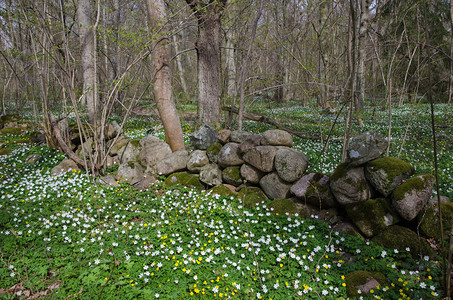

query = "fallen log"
[[222, 106, 341, 141]]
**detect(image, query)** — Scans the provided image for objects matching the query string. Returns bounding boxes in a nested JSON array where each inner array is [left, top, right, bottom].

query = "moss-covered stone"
[[206, 142, 223, 163], [164, 172, 204, 190], [419, 203, 453, 240], [238, 187, 269, 209], [346, 198, 399, 237], [392, 174, 434, 202], [222, 166, 242, 186], [371, 225, 434, 258], [267, 198, 301, 216], [0, 127, 22, 135], [207, 184, 236, 198], [345, 270, 387, 297], [330, 162, 348, 182], [130, 139, 141, 148], [366, 157, 415, 196], [0, 148, 11, 156], [0, 114, 20, 127]]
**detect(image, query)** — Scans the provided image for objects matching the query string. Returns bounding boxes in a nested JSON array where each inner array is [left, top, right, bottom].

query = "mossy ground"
[[267, 198, 300, 216], [164, 171, 204, 190], [345, 270, 388, 297], [371, 225, 434, 258], [238, 186, 269, 208]]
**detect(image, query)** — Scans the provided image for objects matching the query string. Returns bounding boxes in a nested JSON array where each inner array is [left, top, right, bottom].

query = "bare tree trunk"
[[237, 0, 263, 130], [171, 32, 189, 97], [225, 24, 237, 128], [77, 0, 97, 126], [185, 0, 227, 126], [356, 0, 371, 111], [147, 0, 185, 152], [449, 0, 453, 104]]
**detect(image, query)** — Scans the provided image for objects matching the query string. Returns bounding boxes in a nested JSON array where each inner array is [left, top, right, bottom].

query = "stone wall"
[[51, 123, 452, 251]]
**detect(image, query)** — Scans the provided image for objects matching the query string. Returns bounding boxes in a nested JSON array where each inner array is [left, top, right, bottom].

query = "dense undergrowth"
[[0, 102, 451, 298]]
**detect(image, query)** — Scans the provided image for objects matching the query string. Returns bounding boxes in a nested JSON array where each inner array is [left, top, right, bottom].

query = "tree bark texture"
[[77, 0, 97, 126], [185, 0, 227, 126], [147, 0, 185, 152]]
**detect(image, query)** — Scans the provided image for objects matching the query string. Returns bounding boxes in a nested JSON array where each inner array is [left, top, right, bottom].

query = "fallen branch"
[[222, 106, 341, 141], [49, 114, 100, 172]]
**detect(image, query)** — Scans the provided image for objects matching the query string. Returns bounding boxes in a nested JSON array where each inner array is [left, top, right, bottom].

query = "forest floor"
[[0, 101, 452, 299]]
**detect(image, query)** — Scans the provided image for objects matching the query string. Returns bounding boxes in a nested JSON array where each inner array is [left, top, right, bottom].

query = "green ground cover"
[[0, 103, 450, 298]]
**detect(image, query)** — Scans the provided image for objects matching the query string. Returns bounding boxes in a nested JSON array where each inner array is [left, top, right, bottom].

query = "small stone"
[[261, 129, 293, 146]]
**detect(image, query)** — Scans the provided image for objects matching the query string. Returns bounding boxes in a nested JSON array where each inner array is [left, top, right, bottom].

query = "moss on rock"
[[419, 203, 453, 240], [164, 172, 204, 190], [207, 185, 236, 198], [0, 148, 11, 156], [0, 127, 22, 135], [345, 270, 387, 298], [346, 198, 398, 237], [222, 166, 242, 186], [330, 162, 348, 182], [207, 142, 222, 155], [368, 158, 414, 185], [267, 198, 300, 216], [238, 187, 269, 209], [371, 225, 434, 258], [392, 174, 434, 202]]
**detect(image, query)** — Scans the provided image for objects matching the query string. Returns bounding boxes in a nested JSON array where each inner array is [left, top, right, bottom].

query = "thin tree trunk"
[[171, 32, 189, 97], [147, 0, 185, 152], [238, 0, 263, 131], [449, 0, 453, 104]]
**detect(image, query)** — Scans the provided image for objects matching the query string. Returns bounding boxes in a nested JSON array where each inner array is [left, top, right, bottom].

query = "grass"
[[0, 102, 451, 298]]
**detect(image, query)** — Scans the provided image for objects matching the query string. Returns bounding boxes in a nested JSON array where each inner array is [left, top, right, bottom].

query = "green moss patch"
[[1, 127, 22, 135], [267, 198, 300, 216], [371, 225, 434, 258], [419, 202, 453, 240], [330, 162, 348, 182], [367, 157, 415, 190], [345, 270, 387, 297], [207, 184, 236, 198], [238, 186, 269, 209], [206, 142, 222, 156], [164, 172, 204, 190], [392, 174, 434, 201], [222, 166, 242, 186], [346, 198, 398, 237]]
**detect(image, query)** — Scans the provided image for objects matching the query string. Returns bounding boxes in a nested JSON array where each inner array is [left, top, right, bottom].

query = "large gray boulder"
[[366, 157, 415, 197], [242, 146, 278, 173], [290, 173, 336, 208], [329, 163, 371, 205], [261, 129, 293, 147], [347, 131, 388, 167], [392, 174, 434, 221], [51, 158, 80, 176], [199, 163, 223, 186], [155, 150, 189, 175], [138, 138, 172, 174], [274, 148, 308, 183], [346, 198, 399, 238], [118, 140, 140, 164], [105, 121, 121, 140], [190, 123, 217, 150], [187, 150, 209, 172], [116, 162, 144, 185], [217, 143, 244, 168], [238, 135, 262, 154], [230, 130, 252, 143], [217, 129, 231, 144], [259, 172, 292, 200], [109, 135, 130, 155], [240, 164, 263, 184]]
